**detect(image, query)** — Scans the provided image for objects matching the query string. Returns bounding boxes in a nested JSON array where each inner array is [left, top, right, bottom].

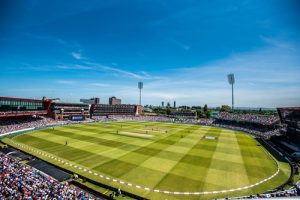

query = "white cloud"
[[56, 80, 76, 85], [57, 64, 92, 70], [71, 51, 84, 60], [260, 36, 297, 51], [25, 64, 92, 71], [84, 61, 163, 80], [88, 83, 111, 87], [24, 33, 79, 48]]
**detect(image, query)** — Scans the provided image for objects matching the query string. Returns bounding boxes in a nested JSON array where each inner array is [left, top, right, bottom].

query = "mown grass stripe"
[[92, 125, 200, 178], [236, 132, 277, 184], [151, 127, 222, 193]]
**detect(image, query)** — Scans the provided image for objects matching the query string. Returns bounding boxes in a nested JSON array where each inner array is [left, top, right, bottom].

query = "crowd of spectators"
[[212, 112, 281, 138], [177, 118, 214, 125], [0, 111, 47, 115], [105, 115, 279, 138], [107, 115, 176, 122], [216, 112, 279, 126], [0, 116, 104, 135], [0, 153, 96, 200], [211, 123, 280, 138], [0, 117, 65, 135], [92, 116, 113, 122], [230, 184, 300, 199], [106, 115, 215, 125]]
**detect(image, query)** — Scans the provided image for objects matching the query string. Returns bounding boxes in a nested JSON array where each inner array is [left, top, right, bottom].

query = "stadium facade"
[[0, 96, 142, 120]]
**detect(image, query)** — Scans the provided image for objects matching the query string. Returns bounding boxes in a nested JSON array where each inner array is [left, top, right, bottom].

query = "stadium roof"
[[0, 96, 43, 102]]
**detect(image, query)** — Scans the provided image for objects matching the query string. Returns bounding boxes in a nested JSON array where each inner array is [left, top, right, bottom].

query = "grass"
[[73, 179, 134, 200], [0, 142, 5, 148], [2, 121, 291, 199]]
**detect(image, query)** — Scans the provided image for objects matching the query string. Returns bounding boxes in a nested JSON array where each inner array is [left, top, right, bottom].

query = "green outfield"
[[2, 122, 291, 199]]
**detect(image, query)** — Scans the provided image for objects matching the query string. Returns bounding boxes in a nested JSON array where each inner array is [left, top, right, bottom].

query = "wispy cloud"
[[98, 64, 144, 79], [64, 49, 163, 80], [260, 36, 297, 51], [23, 64, 92, 71], [169, 38, 191, 51], [71, 51, 85, 60], [84, 61, 163, 80], [88, 82, 111, 87], [24, 33, 79, 48], [56, 80, 77, 85], [20, 61, 162, 81], [56, 64, 92, 70]]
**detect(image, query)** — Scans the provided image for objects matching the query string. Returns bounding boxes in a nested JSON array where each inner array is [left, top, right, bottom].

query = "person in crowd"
[[117, 188, 122, 196], [297, 185, 300, 196]]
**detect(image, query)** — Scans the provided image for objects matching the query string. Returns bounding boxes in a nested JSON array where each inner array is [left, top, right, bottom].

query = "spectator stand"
[[0, 152, 99, 199]]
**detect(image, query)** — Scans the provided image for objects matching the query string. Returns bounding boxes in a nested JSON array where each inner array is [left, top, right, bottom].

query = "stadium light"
[[138, 82, 143, 105], [227, 73, 235, 110]]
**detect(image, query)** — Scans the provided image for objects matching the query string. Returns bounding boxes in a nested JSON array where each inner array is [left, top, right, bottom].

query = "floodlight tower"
[[227, 73, 235, 110], [138, 82, 143, 105]]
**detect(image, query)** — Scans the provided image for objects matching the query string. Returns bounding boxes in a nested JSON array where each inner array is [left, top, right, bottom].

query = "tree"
[[196, 109, 205, 118], [203, 104, 208, 112], [205, 110, 211, 118], [166, 108, 171, 115], [220, 105, 231, 112]]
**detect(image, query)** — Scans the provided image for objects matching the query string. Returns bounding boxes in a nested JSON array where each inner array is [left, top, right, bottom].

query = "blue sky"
[[0, 0, 300, 107]]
